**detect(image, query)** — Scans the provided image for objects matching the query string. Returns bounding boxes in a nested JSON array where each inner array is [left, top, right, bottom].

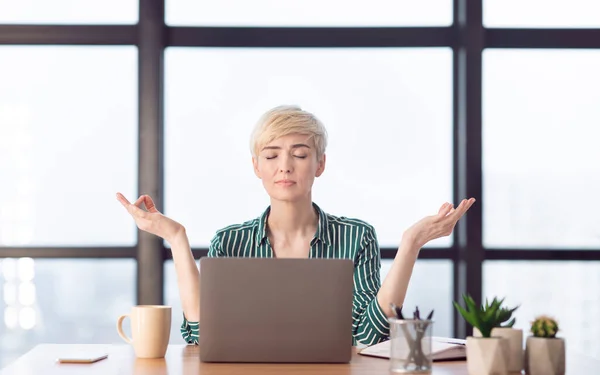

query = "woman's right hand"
[[116, 192, 184, 243]]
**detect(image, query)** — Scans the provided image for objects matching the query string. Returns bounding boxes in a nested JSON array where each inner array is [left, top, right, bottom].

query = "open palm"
[[405, 198, 476, 248], [116, 192, 183, 243]]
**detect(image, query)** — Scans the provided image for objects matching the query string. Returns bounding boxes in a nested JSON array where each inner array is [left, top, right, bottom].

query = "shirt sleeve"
[[352, 227, 390, 346], [180, 234, 224, 345], [180, 314, 199, 344]]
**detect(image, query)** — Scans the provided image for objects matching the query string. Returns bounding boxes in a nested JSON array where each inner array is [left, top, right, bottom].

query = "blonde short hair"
[[250, 105, 328, 161]]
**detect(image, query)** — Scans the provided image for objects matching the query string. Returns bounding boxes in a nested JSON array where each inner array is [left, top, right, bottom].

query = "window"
[[0, 46, 138, 247], [482, 49, 600, 249], [166, 0, 452, 26], [0, 0, 138, 24], [165, 259, 453, 342], [382, 259, 453, 337], [483, 261, 600, 359], [0, 259, 136, 367], [164, 47, 453, 249], [484, 0, 600, 28]]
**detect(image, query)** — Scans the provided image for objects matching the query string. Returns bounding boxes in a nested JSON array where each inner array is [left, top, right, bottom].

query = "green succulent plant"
[[530, 315, 559, 338], [493, 298, 519, 328], [453, 294, 519, 338]]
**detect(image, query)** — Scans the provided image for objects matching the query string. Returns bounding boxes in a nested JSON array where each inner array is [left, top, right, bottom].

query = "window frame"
[[1, 0, 599, 339]]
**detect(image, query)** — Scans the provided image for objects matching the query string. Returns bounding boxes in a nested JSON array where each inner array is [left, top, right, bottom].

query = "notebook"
[[358, 337, 466, 361]]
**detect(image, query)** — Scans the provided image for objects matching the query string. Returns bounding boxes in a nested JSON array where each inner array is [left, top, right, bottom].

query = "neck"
[[267, 196, 318, 239]]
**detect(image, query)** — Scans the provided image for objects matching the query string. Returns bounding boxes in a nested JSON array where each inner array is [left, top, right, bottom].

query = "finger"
[[437, 203, 453, 218], [116, 192, 132, 207], [452, 199, 469, 217], [142, 195, 159, 213], [127, 204, 149, 219], [465, 198, 476, 211], [117, 193, 145, 212], [446, 207, 455, 216], [459, 198, 476, 213], [133, 195, 145, 208], [449, 198, 475, 220]]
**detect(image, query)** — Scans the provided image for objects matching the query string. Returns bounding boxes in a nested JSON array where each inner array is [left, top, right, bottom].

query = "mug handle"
[[117, 314, 133, 344]]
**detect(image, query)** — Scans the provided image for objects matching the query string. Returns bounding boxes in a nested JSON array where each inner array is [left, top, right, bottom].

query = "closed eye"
[[264, 154, 307, 159]]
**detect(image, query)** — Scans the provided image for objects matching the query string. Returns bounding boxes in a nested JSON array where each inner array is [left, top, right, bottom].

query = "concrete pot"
[[466, 336, 508, 375], [474, 327, 523, 373], [524, 336, 565, 375]]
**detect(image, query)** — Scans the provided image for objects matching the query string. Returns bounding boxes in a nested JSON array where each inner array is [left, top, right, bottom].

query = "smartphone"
[[56, 354, 108, 364]]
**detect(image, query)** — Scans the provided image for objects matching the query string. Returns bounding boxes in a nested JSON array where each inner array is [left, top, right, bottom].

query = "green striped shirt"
[[181, 203, 390, 346]]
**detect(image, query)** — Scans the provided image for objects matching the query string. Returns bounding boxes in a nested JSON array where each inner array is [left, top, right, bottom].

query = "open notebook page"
[[358, 337, 466, 361]]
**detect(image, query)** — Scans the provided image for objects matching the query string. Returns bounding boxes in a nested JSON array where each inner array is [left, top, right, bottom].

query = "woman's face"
[[253, 133, 326, 203]]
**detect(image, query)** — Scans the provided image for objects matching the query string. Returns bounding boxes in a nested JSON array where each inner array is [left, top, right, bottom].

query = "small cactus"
[[530, 315, 559, 338]]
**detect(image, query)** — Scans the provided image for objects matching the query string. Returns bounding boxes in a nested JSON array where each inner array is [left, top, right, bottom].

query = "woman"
[[116, 105, 475, 346]]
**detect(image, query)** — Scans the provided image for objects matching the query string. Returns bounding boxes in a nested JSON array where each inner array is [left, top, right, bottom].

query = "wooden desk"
[[1, 344, 599, 375]]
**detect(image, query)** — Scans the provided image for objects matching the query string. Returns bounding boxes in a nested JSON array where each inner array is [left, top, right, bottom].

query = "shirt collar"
[[255, 202, 331, 246]]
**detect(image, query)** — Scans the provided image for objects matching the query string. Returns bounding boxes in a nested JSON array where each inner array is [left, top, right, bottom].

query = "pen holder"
[[389, 318, 434, 373]]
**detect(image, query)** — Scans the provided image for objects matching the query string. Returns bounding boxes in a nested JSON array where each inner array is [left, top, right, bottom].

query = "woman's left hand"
[[403, 198, 476, 249]]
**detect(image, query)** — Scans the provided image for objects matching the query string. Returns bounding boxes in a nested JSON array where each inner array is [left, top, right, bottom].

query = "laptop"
[[198, 257, 355, 363]]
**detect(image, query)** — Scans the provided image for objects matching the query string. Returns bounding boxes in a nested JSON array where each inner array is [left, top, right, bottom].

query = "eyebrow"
[[261, 144, 311, 151]]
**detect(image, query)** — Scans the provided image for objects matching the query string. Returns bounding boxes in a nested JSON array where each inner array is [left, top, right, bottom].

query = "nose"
[[279, 154, 293, 174]]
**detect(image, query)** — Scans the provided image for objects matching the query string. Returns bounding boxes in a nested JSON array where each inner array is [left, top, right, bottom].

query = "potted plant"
[[524, 315, 565, 375], [473, 300, 522, 373], [453, 295, 509, 375]]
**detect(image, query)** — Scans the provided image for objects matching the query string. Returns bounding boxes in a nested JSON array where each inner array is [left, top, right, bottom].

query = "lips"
[[276, 180, 296, 186]]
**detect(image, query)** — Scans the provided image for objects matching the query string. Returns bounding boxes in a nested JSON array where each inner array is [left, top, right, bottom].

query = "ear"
[[252, 156, 261, 179], [315, 154, 326, 177]]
